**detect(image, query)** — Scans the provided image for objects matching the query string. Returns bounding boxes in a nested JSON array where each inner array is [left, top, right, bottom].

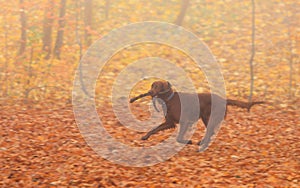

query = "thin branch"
[[175, 0, 190, 26]]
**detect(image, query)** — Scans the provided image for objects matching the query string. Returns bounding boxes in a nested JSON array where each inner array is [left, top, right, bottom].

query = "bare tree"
[[175, 0, 190, 26], [18, 0, 27, 56], [53, 0, 67, 59], [75, 0, 83, 59], [287, 20, 293, 99], [84, 0, 93, 46], [42, 0, 55, 59], [286, 2, 296, 99], [2, 13, 9, 96], [105, 0, 110, 19], [248, 0, 256, 102]]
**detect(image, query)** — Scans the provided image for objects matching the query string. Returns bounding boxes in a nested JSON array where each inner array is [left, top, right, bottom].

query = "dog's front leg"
[[176, 123, 192, 144], [141, 122, 175, 140]]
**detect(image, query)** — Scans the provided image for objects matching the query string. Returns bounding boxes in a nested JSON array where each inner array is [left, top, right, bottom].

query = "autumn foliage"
[[0, 0, 299, 187]]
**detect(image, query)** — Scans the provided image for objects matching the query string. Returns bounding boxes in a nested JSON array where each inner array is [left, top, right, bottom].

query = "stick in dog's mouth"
[[130, 91, 161, 112], [129, 92, 151, 103]]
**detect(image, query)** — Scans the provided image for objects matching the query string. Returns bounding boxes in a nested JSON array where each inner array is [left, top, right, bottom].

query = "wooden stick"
[[130, 92, 150, 103]]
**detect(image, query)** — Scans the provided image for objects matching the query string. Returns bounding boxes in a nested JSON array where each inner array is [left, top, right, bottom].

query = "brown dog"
[[130, 80, 263, 145]]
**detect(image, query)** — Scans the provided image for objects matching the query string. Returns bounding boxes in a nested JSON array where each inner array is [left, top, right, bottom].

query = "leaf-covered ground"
[[1, 0, 299, 187], [1, 102, 299, 187]]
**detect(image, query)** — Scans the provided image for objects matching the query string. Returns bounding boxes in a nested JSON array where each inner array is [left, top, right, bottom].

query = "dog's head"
[[129, 80, 173, 104], [148, 81, 172, 97]]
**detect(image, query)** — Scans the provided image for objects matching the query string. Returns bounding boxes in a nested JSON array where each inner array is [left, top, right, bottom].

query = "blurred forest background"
[[1, 0, 300, 187], [0, 0, 299, 106]]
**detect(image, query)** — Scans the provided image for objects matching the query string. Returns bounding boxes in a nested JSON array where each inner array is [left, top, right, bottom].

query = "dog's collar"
[[166, 91, 174, 101], [152, 91, 174, 112]]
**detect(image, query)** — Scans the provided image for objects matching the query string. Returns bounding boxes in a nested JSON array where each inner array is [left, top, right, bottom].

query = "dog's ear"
[[167, 81, 172, 88]]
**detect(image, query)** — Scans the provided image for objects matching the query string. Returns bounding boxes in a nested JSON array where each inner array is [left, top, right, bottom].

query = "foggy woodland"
[[1, 0, 299, 187]]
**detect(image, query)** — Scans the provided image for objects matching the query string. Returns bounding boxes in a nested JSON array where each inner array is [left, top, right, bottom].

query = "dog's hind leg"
[[198, 109, 224, 152], [197, 112, 211, 145]]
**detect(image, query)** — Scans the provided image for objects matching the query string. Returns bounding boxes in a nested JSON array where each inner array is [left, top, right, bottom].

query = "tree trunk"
[[54, 0, 67, 59], [2, 13, 9, 97], [42, 0, 54, 59], [175, 0, 190, 26], [286, 3, 295, 99], [18, 0, 27, 56], [248, 0, 256, 102], [75, 0, 82, 59], [84, 0, 93, 46]]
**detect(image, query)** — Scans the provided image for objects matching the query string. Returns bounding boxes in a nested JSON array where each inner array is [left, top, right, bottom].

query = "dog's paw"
[[198, 144, 209, 152], [186, 140, 192, 144], [197, 139, 211, 146], [177, 139, 192, 144], [197, 140, 210, 152], [141, 136, 149, 140]]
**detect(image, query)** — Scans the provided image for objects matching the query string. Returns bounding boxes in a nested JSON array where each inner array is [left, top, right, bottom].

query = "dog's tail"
[[130, 92, 151, 103], [227, 99, 264, 112]]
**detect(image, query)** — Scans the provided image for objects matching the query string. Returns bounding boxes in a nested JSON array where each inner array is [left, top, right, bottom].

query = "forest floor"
[[1, 101, 299, 187]]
